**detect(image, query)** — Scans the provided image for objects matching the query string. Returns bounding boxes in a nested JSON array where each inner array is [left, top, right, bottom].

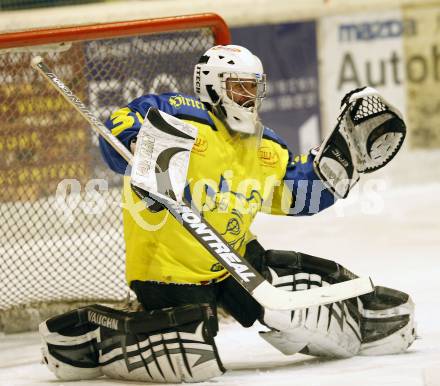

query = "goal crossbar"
[[0, 13, 231, 50]]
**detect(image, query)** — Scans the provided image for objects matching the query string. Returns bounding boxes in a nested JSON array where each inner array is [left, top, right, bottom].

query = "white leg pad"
[[261, 271, 362, 358], [259, 330, 308, 356], [39, 304, 224, 383], [262, 303, 362, 358], [359, 296, 416, 355], [101, 322, 224, 383], [39, 322, 102, 381]]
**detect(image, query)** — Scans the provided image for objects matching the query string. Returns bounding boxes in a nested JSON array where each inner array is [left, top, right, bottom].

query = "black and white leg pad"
[[260, 255, 362, 358], [359, 286, 416, 355], [39, 309, 102, 381], [258, 251, 416, 358], [40, 304, 224, 383], [314, 87, 406, 198]]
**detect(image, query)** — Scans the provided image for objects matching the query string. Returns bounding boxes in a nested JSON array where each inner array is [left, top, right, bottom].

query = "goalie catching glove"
[[314, 87, 406, 198]]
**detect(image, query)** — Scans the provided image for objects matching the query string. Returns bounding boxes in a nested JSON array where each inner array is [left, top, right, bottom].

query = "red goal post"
[[0, 13, 230, 333], [0, 13, 231, 49]]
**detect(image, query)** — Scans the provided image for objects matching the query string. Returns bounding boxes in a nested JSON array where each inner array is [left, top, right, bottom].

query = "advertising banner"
[[403, 5, 440, 148], [320, 10, 408, 136], [0, 46, 90, 202], [232, 21, 321, 154]]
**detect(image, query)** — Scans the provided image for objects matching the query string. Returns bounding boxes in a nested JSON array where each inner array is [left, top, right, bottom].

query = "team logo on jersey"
[[224, 218, 241, 235], [202, 176, 262, 251], [193, 134, 208, 154], [258, 146, 279, 166], [168, 95, 206, 110]]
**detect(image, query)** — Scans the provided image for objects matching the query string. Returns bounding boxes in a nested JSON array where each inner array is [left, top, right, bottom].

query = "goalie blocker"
[[40, 303, 224, 383], [314, 87, 406, 198]]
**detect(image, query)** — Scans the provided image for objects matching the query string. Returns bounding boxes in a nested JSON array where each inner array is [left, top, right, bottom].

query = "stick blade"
[[252, 277, 374, 311]]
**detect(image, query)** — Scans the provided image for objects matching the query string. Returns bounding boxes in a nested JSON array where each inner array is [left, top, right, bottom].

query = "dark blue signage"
[[232, 21, 321, 154]]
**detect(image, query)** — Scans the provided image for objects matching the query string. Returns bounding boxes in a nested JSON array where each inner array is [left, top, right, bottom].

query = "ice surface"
[[1, 152, 439, 385]]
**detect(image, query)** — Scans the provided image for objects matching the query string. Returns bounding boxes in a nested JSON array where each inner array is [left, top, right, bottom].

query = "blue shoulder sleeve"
[[99, 94, 161, 174], [262, 127, 336, 216], [284, 152, 336, 216], [99, 93, 214, 175], [127, 93, 214, 127]]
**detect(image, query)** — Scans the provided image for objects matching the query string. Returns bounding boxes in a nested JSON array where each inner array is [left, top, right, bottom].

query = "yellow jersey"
[[99, 93, 335, 285]]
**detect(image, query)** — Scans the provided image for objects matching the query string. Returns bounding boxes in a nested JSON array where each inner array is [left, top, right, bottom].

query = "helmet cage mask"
[[219, 72, 266, 110], [215, 71, 266, 136]]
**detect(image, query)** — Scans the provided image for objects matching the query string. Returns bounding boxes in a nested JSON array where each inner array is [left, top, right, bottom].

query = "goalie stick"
[[31, 56, 374, 311]]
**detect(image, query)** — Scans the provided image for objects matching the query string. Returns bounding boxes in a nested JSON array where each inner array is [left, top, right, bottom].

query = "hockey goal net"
[[0, 13, 230, 332]]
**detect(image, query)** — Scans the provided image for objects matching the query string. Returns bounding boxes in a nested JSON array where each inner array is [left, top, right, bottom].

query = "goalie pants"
[[131, 239, 265, 328]]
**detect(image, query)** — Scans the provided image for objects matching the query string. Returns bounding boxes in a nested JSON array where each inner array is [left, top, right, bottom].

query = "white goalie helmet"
[[194, 45, 266, 135]]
